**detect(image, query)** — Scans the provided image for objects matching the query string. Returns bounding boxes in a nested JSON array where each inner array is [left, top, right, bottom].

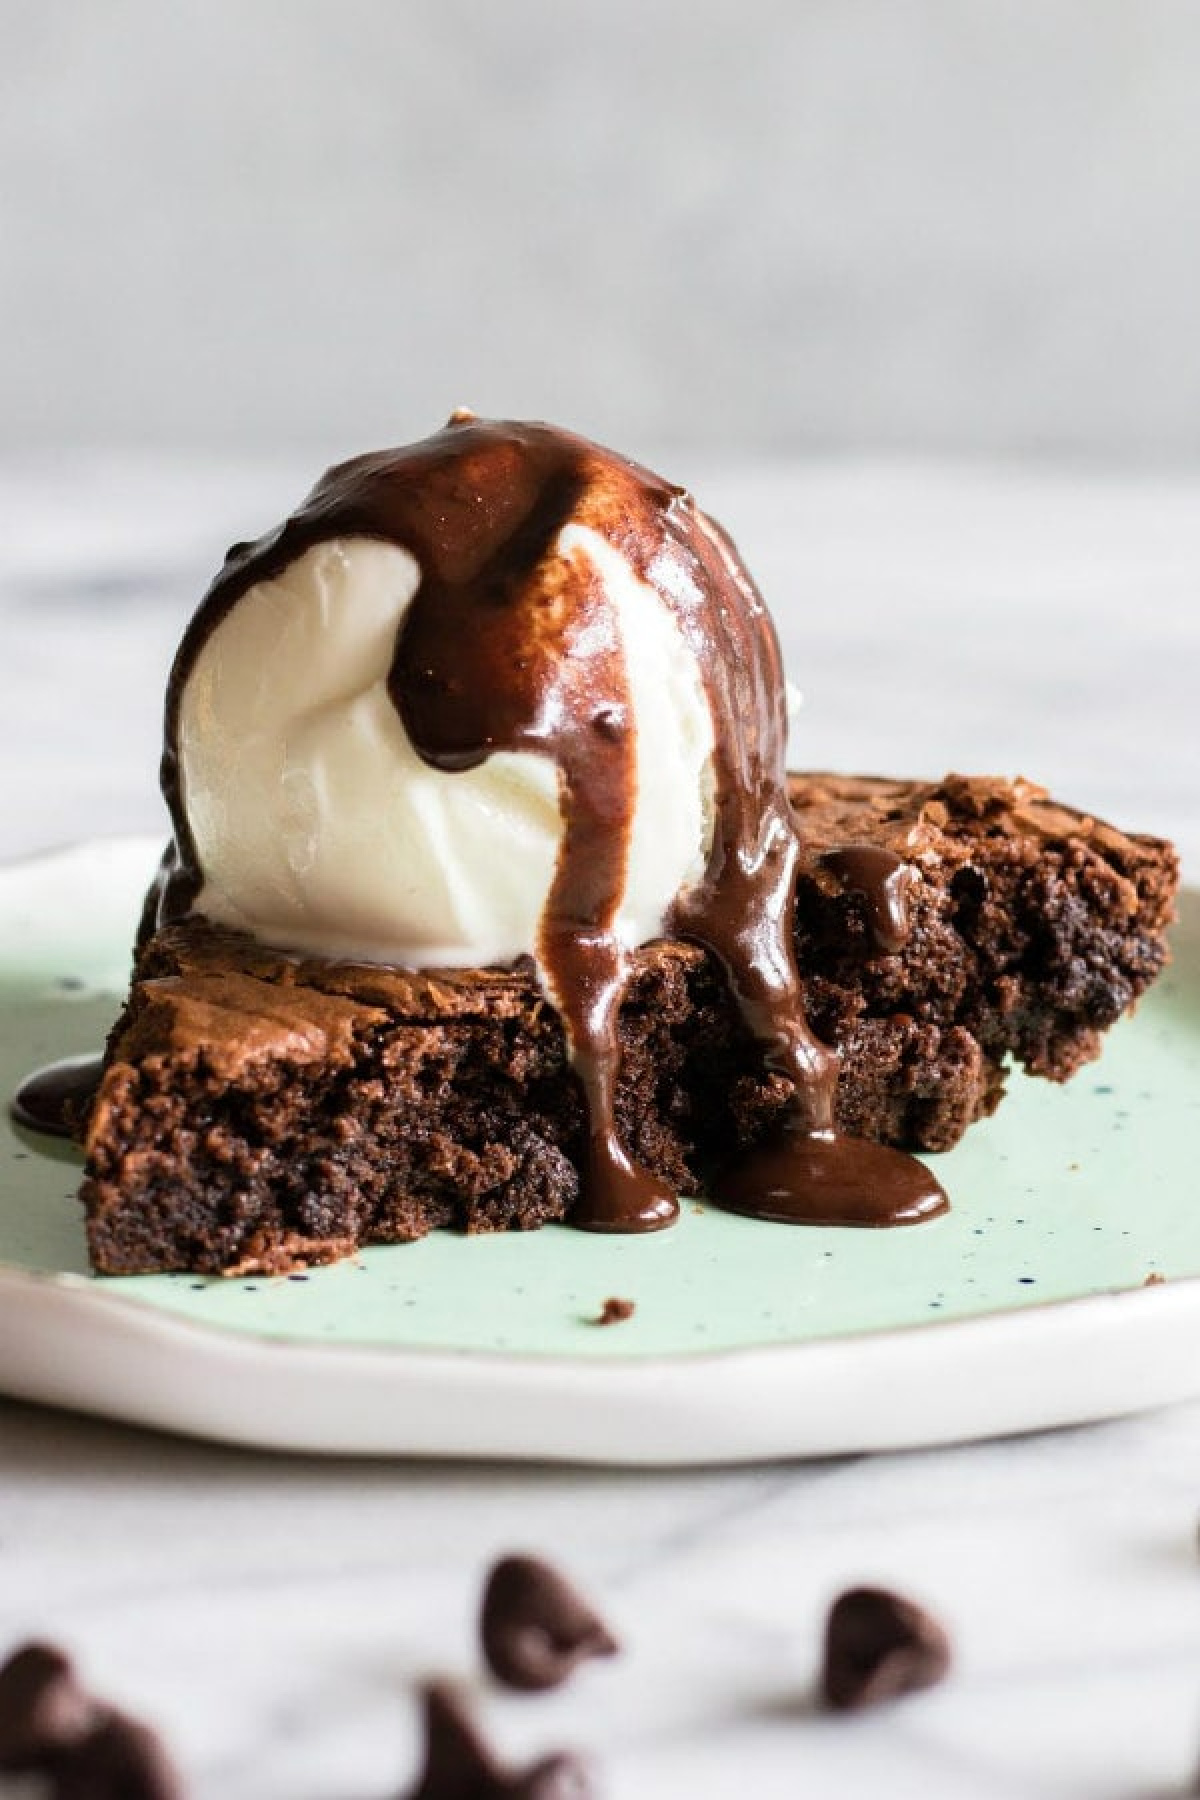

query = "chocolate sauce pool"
[[11, 1055, 104, 1139], [14, 417, 947, 1231]]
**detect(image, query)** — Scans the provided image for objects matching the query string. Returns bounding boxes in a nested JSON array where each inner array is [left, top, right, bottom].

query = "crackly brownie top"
[[122, 915, 705, 1077], [791, 771, 1177, 933], [791, 770, 1173, 867]]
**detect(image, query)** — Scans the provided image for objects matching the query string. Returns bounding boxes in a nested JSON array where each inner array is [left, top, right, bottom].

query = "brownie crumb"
[[821, 1586, 951, 1711], [406, 1682, 592, 1798], [1144, 1272, 1167, 1286], [481, 1555, 617, 1691], [590, 1297, 635, 1327]]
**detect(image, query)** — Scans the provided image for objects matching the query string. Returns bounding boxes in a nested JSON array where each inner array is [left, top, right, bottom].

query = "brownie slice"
[[80, 772, 1178, 1275]]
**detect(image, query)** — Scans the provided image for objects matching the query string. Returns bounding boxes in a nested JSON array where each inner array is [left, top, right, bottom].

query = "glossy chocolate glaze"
[[25, 416, 944, 1230], [821, 844, 913, 955], [10, 1055, 104, 1140], [718, 1116, 947, 1227]]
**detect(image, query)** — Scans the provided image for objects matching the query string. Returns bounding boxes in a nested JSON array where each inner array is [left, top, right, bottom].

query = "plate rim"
[[1, 1258, 1199, 1463]]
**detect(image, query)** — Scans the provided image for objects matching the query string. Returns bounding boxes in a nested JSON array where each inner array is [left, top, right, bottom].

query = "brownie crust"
[[81, 772, 1178, 1275]]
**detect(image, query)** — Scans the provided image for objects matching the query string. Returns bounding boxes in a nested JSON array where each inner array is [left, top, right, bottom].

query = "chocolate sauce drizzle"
[[18, 417, 946, 1231], [821, 844, 914, 955]]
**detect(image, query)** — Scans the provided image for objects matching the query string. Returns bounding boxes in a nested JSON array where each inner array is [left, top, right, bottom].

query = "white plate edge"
[[1, 1261, 1198, 1463]]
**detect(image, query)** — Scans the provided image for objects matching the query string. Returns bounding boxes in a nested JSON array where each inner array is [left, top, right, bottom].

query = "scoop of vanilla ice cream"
[[177, 530, 717, 968]]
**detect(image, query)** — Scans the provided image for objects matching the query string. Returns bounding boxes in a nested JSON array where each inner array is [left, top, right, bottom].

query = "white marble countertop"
[[0, 456, 1197, 1797]]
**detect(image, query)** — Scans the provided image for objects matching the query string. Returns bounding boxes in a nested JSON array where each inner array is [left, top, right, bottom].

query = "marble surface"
[[0, 456, 1197, 1796]]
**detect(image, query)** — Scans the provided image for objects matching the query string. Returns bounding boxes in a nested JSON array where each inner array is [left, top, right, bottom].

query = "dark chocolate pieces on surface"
[[821, 1585, 952, 1711], [54, 1713, 184, 1800], [0, 1642, 183, 1799], [481, 1556, 618, 1691], [406, 1684, 593, 1800], [0, 1580, 957, 1796], [406, 1559, 611, 1793], [0, 1643, 96, 1769]]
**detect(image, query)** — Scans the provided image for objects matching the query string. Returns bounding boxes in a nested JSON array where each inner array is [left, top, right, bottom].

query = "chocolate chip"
[[821, 1586, 951, 1711], [0, 1643, 97, 1770], [590, 1298, 634, 1327], [481, 1556, 617, 1691], [55, 1711, 184, 1800], [406, 1684, 491, 1800], [512, 1754, 593, 1799], [406, 1684, 593, 1799], [0, 1644, 181, 1798]]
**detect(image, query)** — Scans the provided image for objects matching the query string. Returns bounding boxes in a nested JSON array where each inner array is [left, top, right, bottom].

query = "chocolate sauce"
[[717, 1119, 947, 1227], [821, 844, 913, 954], [10, 1055, 103, 1140], [147, 415, 945, 1233]]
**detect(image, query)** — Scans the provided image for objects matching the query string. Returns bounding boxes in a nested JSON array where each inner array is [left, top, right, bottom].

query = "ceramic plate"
[[1, 837, 1198, 1464]]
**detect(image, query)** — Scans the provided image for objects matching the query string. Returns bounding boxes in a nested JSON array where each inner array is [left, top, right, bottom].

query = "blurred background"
[[1, 0, 1197, 861], [3, 0, 1200, 463]]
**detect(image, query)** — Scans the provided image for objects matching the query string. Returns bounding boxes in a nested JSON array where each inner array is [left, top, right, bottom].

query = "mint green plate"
[[1, 838, 1197, 1463]]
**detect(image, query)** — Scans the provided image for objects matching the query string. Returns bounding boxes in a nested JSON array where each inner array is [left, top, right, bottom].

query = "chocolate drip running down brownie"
[[81, 772, 1178, 1277]]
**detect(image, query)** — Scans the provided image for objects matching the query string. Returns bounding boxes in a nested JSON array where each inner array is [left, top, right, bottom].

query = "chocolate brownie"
[[80, 772, 1178, 1276]]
